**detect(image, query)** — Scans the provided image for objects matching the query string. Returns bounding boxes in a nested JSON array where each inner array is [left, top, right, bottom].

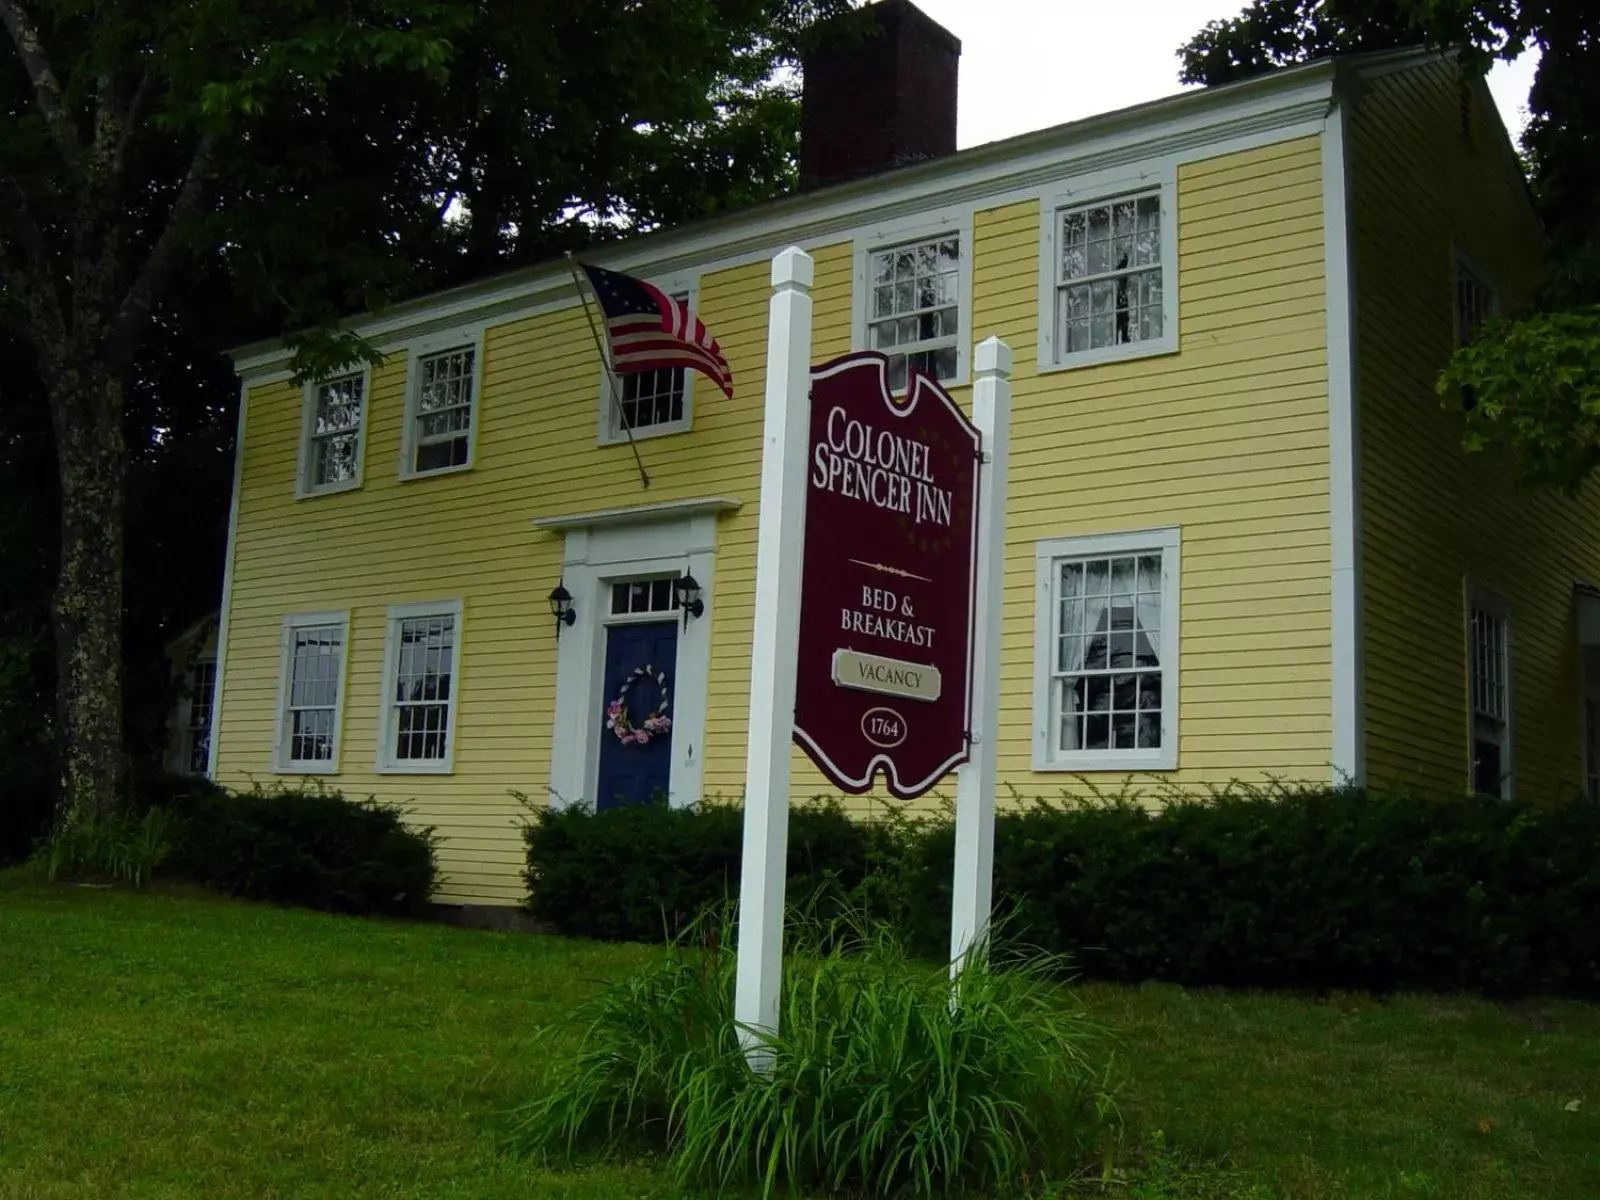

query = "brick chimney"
[[799, 0, 961, 189]]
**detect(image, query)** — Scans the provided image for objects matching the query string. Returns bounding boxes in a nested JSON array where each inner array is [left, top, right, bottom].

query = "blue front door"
[[596, 621, 678, 809]]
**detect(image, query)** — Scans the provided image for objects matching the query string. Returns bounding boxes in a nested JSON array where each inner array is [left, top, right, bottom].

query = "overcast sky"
[[910, 0, 1539, 150]]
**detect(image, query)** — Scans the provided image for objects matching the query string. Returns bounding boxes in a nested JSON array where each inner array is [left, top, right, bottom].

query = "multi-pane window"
[[184, 659, 216, 774], [1034, 529, 1179, 771], [384, 609, 458, 767], [304, 373, 365, 492], [1054, 192, 1164, 359], [611, 578, 675, 617], [610, 292, 690, 436], [411, 346, 475, 473], [1469, 601, 1511, 797], [1455, 258, 1496, 346], [618, 367, 685, 432], [279, 619, 346, 769], [868, 236, 960, 391]]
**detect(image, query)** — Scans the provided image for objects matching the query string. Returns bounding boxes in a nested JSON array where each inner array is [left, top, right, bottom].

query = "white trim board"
[[547, 508, 722, 810], [533, 496, 742, 533], [1322, 92, 1365, 786], [206, 382, 250, 779]]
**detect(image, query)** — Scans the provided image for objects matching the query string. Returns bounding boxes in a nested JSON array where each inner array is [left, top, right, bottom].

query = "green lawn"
[[1, 874, 1596, 1199]]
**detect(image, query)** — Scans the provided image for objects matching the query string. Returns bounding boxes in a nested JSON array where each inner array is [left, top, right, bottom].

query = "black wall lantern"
[[548, 583, 576, 634], [674, 574, 704, 628]]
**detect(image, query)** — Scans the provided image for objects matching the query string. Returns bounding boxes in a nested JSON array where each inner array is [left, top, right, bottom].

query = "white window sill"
[[376, 760, 455, 776], [399, 461, 475, 483], [296, 478, 363, 500], [1037, 338, 1178, 376], [274, 760, 339, 776], [597, 420, 692, 448], [1033, 749, 1177, 773]]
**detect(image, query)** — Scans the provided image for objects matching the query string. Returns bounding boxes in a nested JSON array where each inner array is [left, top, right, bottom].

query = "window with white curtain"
[[1054, 191, 1164, 359], [299, 372, 366, 494], [1033, 528, 1180, 771], [867, 235, 961, 391]]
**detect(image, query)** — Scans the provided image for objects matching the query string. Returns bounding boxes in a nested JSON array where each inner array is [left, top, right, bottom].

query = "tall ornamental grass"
[[516, 913, 1110, 1197]]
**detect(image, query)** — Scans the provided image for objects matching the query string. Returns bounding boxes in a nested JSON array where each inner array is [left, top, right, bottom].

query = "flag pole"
[[566, 252, 650, 490]]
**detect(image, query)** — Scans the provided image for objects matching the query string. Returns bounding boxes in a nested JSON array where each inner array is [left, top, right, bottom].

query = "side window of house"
[[1455, 256, 1496, 346], [301, 373, 366, 494], [184, 658, 216, 775], [1467, 593, 1512, 797], [1034, 528, 1179, 771], [867, 236, 960, 391], [606, 292, 691, 439], [379, 602, 461, 772], [1053, 191, 1164, 360], [275, 614, 348, 772], [407, 345, 477, 475]]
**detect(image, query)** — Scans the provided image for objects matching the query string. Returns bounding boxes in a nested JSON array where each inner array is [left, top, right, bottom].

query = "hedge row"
[[153, 778, 440, 916], [523, 786, 1600, 998]]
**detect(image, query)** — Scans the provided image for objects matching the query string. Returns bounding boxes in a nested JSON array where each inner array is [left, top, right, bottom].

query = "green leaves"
[[1440, 307, 1600, 492]]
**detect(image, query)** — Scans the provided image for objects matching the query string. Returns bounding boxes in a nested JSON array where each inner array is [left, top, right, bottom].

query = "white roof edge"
[[532, 496, 743, 532], [229, 52, 1391, 381]]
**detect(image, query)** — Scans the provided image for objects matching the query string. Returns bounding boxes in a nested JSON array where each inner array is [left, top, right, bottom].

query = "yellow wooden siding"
[[979, 136, 1333, 788], [217, 246, 855, 902], [218, 136, 1335, 904], [1350, 61, 1600, 797]]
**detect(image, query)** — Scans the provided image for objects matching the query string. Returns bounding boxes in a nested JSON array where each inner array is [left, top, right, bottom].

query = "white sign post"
[[949, 336, 1012, 976], [733, 247, 815, 1061]]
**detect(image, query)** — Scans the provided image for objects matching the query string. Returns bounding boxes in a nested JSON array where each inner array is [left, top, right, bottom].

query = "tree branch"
[[103, 130, 219, 375], [0, 0, 81, 168], [111, 71, 153, 181]]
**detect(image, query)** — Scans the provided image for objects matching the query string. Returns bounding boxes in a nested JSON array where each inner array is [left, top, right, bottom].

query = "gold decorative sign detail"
[[831, 649, 942, 703]]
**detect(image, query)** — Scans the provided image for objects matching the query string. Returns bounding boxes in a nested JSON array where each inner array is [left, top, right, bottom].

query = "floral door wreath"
[[607, 664, 672, 745]]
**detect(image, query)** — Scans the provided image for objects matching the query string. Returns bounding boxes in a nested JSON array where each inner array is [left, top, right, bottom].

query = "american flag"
[[581, 263, 734, 399]]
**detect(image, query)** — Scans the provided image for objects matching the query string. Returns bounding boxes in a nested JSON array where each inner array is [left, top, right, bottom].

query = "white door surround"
[[535, 497, 740, 809]]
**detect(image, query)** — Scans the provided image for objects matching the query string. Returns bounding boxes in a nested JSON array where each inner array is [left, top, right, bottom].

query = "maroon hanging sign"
[[792, 351, 982, 798]]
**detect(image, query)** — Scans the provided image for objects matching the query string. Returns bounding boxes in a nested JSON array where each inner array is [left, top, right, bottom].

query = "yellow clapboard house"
[[208, 7, 1600, 905]]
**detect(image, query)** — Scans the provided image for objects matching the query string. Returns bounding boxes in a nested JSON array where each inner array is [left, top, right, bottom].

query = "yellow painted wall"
[[1349, 60, 1600, 797], [217, 136, 1335, 903]]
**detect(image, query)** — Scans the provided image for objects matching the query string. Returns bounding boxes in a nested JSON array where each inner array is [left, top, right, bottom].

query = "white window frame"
[[1036, 165, 1178, 374], [376, 599, 463, 774], [273, 610, 351, 774], [851, 210, 973, 390], [1452, 247, 1498, 347], [1032, 527, 1181, 772], [1465, 581, 1514, 798], [596, 268, 698, 446], [400, 327, 486, 479], [296, 365, 373, 497]]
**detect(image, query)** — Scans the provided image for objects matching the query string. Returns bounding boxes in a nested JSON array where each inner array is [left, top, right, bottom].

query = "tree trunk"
[[48, 362, 127, 827]]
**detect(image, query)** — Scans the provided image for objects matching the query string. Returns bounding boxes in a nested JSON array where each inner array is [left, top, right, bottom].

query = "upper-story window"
[[599, 285, 694, 444], [1057, 192, 1163, 356], [299, 372, 367, 495], [866, 235, 961, 391], [403, 343, 479, 476], [1454, 254, 1497, 346]]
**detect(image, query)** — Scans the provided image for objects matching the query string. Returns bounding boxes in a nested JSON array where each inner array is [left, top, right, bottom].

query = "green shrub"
[[171, 784, 439, 916], [522, 796, 892, 940], [524, 783, 1600, 998], [517, 913, 1108, 1197], [34, 807, 173, 887]]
